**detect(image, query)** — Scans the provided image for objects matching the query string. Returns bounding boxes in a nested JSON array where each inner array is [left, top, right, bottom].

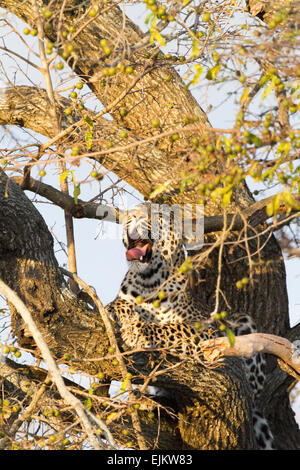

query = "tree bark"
[[0, 169, 110, 375]]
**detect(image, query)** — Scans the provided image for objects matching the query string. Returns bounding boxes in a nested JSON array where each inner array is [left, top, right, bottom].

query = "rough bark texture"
[[0, 0, 299, 450], [0, 170, 111, 376]]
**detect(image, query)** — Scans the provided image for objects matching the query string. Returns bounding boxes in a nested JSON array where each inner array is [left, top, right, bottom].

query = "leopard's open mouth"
[[126, 236, 152, 263]]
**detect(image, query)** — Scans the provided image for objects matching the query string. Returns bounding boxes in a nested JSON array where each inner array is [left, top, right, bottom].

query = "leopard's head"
[[122, 204, 185, 273]]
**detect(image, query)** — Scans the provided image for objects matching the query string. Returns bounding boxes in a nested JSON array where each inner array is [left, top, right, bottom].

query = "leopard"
[[107, 203, 274, 450]]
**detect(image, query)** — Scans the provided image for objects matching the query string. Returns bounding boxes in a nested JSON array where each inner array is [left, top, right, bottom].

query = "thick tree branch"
[[0, 0, 209, 133], [0, 279, 116, 450], [12, 174, 121, 222], [0, 85, 201, 204], [202, 332, 300, 377], [12, 173, 300, 234]]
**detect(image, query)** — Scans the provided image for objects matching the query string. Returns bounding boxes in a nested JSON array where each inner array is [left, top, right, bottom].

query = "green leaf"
[[216, 136, 223, 151], [277, 141, 291, 155], [106, 412, 117, 422], [84, 116, 94, 130], [222, 189, 232, 207], [259, 75, 269, 87], [266, 201, 274, 217], [59, 170, 70, 183], [73, 184, 81, 204], [150, 14, 157, 29], [149, 17, 164, 46], [178, 256, 193, 274], [261, 81, 274, 100], [226, 328, 235, 347], [249, 134, 263, 148], [282, 189, 300, 210], [150, 29, 166, 46], [191, 39, 200, 57], [206, 64, 220, 80], [120, 377, 129, 392], [211, 187, 222, 202], [149, 180, 171, 199], [223, 136, 232, 150], [192, 64, 203, 85], [240, 87, 250, 104], [262, 167, 275, 183], [180, 180, 186, 194], [273, 193, 281, 214], [84, 397, 92, 410], [85, 130, 93, 150]]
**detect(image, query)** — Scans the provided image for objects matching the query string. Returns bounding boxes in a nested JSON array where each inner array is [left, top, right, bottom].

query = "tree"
[[0, 0, 299, 450]]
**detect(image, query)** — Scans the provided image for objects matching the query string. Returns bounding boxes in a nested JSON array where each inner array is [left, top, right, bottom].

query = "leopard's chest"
[[137, 301, 186, 324], [119, 277, 186, 325]]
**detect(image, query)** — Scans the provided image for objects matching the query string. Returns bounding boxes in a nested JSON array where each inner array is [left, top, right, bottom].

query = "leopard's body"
[[108, 204, 273, 449]]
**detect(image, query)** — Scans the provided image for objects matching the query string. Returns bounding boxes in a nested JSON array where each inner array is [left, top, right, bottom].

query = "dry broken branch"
[[202, 333, 300, 377]]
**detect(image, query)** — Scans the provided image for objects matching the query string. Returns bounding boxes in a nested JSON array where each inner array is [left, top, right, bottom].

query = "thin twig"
[[32, 0, 79, 294]]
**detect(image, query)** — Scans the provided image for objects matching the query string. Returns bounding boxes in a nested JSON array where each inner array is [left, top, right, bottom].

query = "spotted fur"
[[108, 203, 274, 449]]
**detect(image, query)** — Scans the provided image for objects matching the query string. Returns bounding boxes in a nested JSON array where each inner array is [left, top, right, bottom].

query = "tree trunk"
[[0, 170, 110, 375]]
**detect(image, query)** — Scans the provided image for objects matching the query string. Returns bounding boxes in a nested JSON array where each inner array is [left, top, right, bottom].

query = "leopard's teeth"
[[140, 256, 143, 261]]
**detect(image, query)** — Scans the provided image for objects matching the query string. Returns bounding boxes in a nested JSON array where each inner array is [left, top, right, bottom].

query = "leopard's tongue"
[[126, 244, 150, 261]]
